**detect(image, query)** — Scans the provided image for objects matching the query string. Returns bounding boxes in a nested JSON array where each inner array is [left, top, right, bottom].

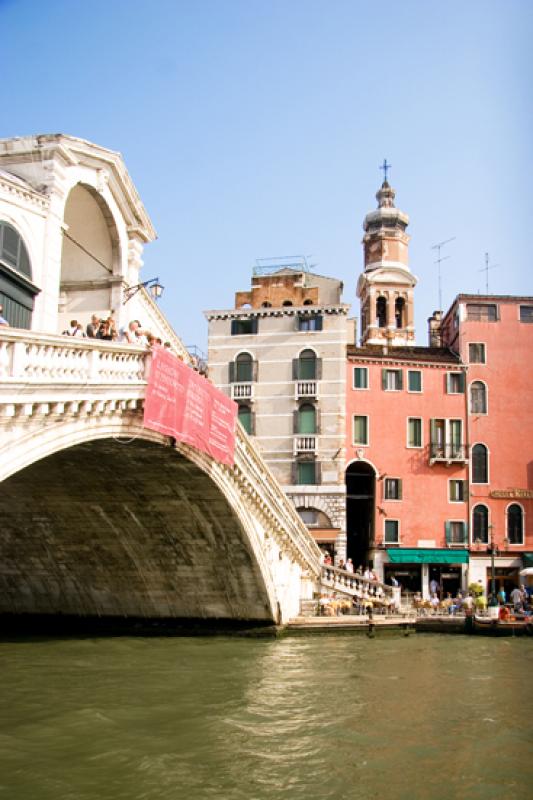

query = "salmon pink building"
[[346, 180, 533, 598]]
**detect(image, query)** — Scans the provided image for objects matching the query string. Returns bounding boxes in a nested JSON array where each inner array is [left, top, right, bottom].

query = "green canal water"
[[1, 633, 532, 800]]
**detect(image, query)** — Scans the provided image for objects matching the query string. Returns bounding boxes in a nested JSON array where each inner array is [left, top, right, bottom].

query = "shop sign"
[[490, 489, 533, 499]]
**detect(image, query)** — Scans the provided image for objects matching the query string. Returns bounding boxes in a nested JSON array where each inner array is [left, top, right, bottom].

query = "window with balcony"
[[407, 417, 422, 448], [384, 478, 402, 500], [382, 369, 403, 391], [471, 443, 488, 483], [430, 419, 464, 461], [445, 520, 467, 545], [231, 318, 258, 335], [294, 349, 318, 380], [468, 342, 486, 363], [229, 353, 255, 383], [470, 381, 487, 414], [507, 504, 524, 544], [519, 305, 533, 323], [298, 314, 323, 331], [407, 370, 422, 392], [472, 504, 489, 544], [449, 480, 467, 502], [297, 403, 317, 434], [384, 519, 399, 544], [446, 372, 465, 394], [353, 366, 368, 390], [353, 415, 368, 446], [466, 303, 498, 322]]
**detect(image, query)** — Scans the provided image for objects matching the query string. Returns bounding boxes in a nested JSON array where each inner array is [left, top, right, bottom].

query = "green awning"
[[387, 548, 469, 565], [523, 553, 533, 567]]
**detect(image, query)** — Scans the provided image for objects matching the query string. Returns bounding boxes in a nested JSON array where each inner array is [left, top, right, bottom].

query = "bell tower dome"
[[357, 163, 417, 346]]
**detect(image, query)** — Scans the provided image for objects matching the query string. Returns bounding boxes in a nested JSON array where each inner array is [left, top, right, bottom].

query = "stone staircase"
[[300, 565, 400, 616]]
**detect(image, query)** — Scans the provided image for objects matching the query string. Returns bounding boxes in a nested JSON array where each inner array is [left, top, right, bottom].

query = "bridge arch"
[[0, 417, 287, 625]]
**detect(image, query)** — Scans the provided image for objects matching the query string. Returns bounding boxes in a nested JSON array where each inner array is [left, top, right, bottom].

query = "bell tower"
[[357, 162, 417, 346]]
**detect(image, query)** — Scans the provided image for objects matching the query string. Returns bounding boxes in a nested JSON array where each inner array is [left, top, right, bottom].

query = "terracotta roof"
[[346, 344, 461, 364]]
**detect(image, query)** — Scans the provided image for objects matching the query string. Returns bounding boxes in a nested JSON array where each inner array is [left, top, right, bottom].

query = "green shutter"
[[445, 521, 451, 544], [382, 369, 387, 390], [229, 362, 235, 383], [397, 370, 403, 390]]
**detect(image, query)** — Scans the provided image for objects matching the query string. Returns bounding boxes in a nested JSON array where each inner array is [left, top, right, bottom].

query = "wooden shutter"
[[397, 370, 403, 390], [228, 361, 235, 383], [382, 369, 387, 390], [316, 358, 322, 380], [252, 360, 258, 381], [315, 407, 321, 434], [250, 318, 258, 334], [445, 521, 451, 545], [292, 358, 299, 380], [293, 409, 299, 434], [458, 372, 465, 393], [397, 479, 403, 500], [315, 461, 322, 485], [231, 320, 238, 336], [315, 315, 323, 331]]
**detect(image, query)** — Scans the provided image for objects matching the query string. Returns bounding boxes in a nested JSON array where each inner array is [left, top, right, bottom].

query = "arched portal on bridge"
[[59, 183, 121, 329], [0, 437, 279, 627], [345, 460, 376, 568]]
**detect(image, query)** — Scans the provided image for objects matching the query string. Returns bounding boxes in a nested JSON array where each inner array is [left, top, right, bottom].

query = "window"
[[468, 343, 486, 363], [297, 461, 318, 485], [471, 443, 488, 483], [519, 306, 533, 323], [376, 296, 387, 327], [353, 366, 368, 389], [298, 314, 323, 331], [395, 298, 405, 328], [384, 520, 399, 544], [446, 372, 465, 394], [382, 369, 403, 391], [294, 349, 318, 380], [449, 480, 467, 502], [0, 221, 31, 275], [445, 521, 467, 545], [0, 221, 36, 329], [384, 478, 402, 500], [297, 403, 317, 434], [231, 318, 258, 335], [238, 405, 253, 435], [466, 303, 498, 322], [507, 504, 524, 544], [229, 353, 254, 383], [407, 418, 422, 448], [296, 507, 332, 527], [353, 415, 368, 446], [407, 370, 422, 392], [430, 419, 464, 459], [470, 381, 487, 414], [472, 504, 489, 544]]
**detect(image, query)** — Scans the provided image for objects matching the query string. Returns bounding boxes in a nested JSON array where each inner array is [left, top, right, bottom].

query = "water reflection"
[[0, 635, 531, 800]]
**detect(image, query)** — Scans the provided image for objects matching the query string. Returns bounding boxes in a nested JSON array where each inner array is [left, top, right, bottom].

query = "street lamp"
[[123, 278, 164, 304]]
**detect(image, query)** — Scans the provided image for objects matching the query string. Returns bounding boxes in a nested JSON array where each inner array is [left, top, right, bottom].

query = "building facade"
[[346, 181, 533, 597], [205, 259, 351, 552]]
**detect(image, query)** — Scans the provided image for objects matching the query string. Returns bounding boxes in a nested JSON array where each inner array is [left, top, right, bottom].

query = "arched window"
[[238, 404, 253, 435], [507, 504, 524, 544], [298, 349, 317, 380], [472, 444, 488, 483], [282, 300, 293, 307], [296, 507, 332, 528], [376, 296, 387, 327], [261, 301, 272, 308], [303, 299, 313, 306], [395, 297, 405, 328], [0, 221, 38, 329], [472, 504, 489, 544], [235, 353, 253, 382], [298, 403, 316, 434], [470, 381, 487, 414]]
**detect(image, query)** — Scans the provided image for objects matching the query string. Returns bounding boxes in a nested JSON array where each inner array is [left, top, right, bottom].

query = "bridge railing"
[[320, 565, 397, 606]]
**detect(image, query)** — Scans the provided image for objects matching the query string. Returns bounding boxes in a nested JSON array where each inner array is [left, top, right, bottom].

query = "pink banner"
[[143, 348, 237, 466]]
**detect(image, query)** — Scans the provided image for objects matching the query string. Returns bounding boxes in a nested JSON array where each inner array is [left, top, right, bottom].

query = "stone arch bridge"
[[0, 331, 394, 628]]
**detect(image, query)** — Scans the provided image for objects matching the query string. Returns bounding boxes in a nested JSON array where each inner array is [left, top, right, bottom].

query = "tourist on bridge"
[[86, 314, 100, 337], [0, 304, 9, 326], [345, 558, 354, 573], [62, 320, 86, 337]]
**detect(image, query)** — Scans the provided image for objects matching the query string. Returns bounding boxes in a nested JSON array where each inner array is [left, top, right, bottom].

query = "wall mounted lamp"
[[123, 277, 164, 304]]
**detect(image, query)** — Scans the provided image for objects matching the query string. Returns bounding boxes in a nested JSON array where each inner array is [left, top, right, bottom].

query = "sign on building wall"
[[144, 347, 237, 466]]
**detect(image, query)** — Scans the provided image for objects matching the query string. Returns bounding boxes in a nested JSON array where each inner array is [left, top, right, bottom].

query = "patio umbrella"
[[519, 567, 533, 576]]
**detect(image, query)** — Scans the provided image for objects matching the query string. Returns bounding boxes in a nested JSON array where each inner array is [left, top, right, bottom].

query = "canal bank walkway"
[[286, 612, 468, 634]]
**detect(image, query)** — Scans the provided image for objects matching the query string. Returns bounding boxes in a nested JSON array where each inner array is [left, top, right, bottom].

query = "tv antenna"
[[478, 252, 499, 294], [431, 237, 456, 311]]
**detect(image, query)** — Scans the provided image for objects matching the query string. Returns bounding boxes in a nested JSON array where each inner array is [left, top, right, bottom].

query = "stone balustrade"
[[320, 565, 396, 605]]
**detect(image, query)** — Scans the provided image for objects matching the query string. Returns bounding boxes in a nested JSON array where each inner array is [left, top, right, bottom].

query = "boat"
[[471, 613, 533, 636]]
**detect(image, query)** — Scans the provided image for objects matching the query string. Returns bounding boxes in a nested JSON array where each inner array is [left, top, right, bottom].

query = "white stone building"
[[205, 260, 353, 555]]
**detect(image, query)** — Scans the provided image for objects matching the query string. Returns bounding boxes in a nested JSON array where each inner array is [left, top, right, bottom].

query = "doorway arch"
[[345, 460, 376, 567]]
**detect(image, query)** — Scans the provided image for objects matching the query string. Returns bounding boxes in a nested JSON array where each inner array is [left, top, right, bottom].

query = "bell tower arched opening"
[[345, 461, 376, 567]]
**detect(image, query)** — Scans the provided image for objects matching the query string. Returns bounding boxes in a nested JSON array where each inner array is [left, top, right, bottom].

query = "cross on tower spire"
[[379, 158, 391, 183]]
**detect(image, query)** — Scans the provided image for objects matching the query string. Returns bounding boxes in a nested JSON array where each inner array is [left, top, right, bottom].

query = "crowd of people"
[[61, 315, 171, 349], [413, 584, 533, 618]]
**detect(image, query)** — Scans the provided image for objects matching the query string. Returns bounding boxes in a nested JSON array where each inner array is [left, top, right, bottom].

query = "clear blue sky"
[[2, 0, 532, 350]]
